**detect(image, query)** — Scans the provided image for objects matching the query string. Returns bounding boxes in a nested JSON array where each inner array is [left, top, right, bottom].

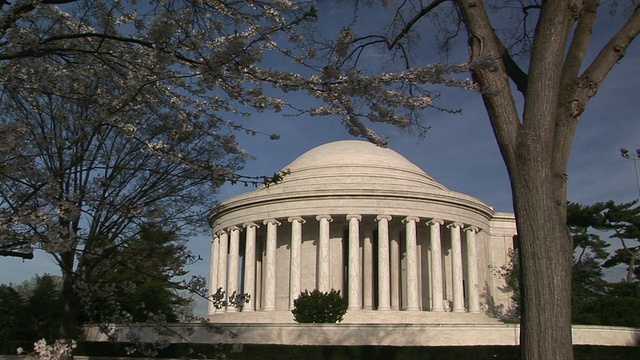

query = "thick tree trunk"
[[446, 0, 639, 359], [510, 156, 574, 360], [456, 2, 576, 358]]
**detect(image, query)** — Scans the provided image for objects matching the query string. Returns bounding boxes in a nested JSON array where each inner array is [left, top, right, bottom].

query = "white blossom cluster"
[[17, 339, 77, 360]]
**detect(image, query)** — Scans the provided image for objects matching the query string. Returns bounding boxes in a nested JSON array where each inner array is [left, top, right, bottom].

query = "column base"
[[452, 308, 466, 313], [430, 308, 445, 312]]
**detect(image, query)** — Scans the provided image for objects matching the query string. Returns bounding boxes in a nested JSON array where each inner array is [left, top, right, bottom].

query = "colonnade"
[[209, 214, 482, 315]]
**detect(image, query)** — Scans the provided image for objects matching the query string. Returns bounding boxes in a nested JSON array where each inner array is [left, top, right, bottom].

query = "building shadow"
[[480, 281, 518, 323]]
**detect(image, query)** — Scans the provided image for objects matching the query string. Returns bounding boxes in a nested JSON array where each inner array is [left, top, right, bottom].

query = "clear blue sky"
[[1, 3, 638, 316]]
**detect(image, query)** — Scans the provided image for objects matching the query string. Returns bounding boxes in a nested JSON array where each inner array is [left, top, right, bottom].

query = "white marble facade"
[[207, 140, 516, 322]]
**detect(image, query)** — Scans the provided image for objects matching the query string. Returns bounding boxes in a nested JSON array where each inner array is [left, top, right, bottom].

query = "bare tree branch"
[[388, 0, 447, 50], [577, 5, 640, 105], [561, 0, 598, 87], [456, 0, 521, 161]]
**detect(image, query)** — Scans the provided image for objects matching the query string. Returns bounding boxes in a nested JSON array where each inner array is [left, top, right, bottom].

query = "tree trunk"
[[446, 0, 639, 358], [510, 156, 574, 360], [60, 250, 78, 339], [455, 1, 579, 358]]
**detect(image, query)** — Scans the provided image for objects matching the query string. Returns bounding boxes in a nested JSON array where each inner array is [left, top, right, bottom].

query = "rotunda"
[[207, 140, 516, 323]]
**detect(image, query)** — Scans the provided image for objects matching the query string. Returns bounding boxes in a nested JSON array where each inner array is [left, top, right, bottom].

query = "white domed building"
[[207, 140, 517, 325], [87, 140, 639, 348]]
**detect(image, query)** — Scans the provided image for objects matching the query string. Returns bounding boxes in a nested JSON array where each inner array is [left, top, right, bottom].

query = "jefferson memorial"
[[87, 141, 639, 348], [207, 140, 517, 323]]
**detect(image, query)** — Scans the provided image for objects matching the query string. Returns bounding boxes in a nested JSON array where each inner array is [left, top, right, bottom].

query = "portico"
[[210, 214, 486, 314]]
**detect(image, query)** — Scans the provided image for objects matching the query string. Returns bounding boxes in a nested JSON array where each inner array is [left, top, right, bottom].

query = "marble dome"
[[209, 140, 494, 231], [273, 140, 447, 193]]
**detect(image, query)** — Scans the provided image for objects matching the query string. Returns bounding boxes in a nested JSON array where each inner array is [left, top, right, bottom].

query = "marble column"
[[288, 216, 305, 309], [428, 219, 445, 312], [243, 222, 259, 311], [448, 222, 465, 312], [390, 228, 400, 310], [316, 215, 332, 292], [209, 233, 220, 315], [226, 226, 241, 312], [217, 230, 229, 311], [346, 214, 362, 310], [362, 226, 374, 310], [403, 216, 420, 311], [263, 219, 280, 311], [465, 226, 481, 313], [376, 215, 392, 311]]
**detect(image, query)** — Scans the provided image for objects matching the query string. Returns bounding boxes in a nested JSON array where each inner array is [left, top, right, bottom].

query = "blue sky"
[[1, 3, 639, 316]]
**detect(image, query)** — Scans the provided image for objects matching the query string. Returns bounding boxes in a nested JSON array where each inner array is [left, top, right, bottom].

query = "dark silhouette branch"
[[388, 0, 447, 50], [0, 249, 34, 259], [497, 40, 529, 96]]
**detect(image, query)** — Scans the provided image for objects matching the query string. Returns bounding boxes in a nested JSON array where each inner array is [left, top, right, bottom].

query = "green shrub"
[[291, 289, 348, 323]]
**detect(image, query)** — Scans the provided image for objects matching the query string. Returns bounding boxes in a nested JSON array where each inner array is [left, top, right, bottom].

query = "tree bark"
[[456, 1, 576, 359], [511, 159, 574, 360], [60, 250, 78, 339]]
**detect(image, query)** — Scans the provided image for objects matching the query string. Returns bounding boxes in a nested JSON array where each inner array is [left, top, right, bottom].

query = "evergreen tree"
[[0, 225, 191, 344], [80, 224, 193, 323], [599, 200, 640, 282], [0, 284, 32, 341], [496, 201, 639, 326], [24, 275, 63, 340]]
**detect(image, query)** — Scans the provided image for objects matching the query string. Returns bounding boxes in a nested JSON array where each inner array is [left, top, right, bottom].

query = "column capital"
[[402, 216, 420, 224], [315, 214, 333, 222], [426, 218, 444, 226], [288, 216, 306, 224], [464, 226, 480, 233], [446, 221, 464, 229], [216, 229, 228, 237], [227, 225, 241, 232], [375, 214, 392, 222], [263, 218, 281, 226], [346, 214, 362, 221], [242, 222, 260, 229]]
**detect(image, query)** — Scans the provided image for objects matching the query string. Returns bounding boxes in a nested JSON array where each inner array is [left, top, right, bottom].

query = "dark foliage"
[[291, 289, 347, 323], [0, 225, 193, 345], [26, 275, 64, 340], [0, 285, 32, 341], [495, 202, 640, 327], [79, 223, 192, 323], [0, 274, 63, 342]]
